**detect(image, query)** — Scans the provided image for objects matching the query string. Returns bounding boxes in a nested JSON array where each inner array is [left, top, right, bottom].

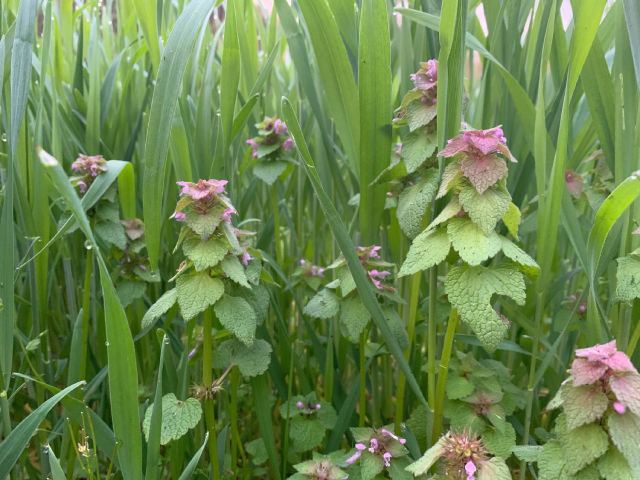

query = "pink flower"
[[565, 170, 584, 198], [296, 400, 305, 409], [380, 428, 406, 445], [465, 460, 477, 480], [368, 269, 391, 290], [177, 179, 227, 201], [345, 443, 367, 465], [172, 211, 186, 222], [221, 207, 236, 223], [71, 154, 107, 177], [273, 119, 288, 135], [382, 452, 392, 467], [410, 59, 438, 105], [77, 180, 88, 193], [241, 250, 252, 266], [246, 138, 258, 158], [357, 245, 382, 261], [613, 401, 626, 414], [282, 137, 294, 151]]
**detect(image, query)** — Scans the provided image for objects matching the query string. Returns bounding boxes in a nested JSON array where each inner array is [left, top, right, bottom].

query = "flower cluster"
[[171, 179, 235, 224], [410, 59, 438, 106], [357, 245, 394, 291], [289, 454, 348, 480], [439, 126, 516, 195], [568, 340, 640, 416], [296, 400, 322, 413], [70, 154, 107, 193], [346, 427, 408, 470], [246, 117, 293, 158], [299, 259, 325, 278]]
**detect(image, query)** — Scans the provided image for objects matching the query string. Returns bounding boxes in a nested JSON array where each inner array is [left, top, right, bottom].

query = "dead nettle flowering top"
[[246, 116, 295, 185], [71, 154, 107, 193], [439, 125, 516, 195], [407, 430, 510, 479], [289, 453, 348, 480], [534, 340, 640, 477], [410, 59, 438, 106], [345, 427, 410, 473]]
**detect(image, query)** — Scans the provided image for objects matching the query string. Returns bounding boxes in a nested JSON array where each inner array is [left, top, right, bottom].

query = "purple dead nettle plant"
[[293, 258, 327, 292], [142, 178, 272, 380], [70, 154, 108, 193], [303, 245, 408, 347], [280, 393, 337, 453], [246, 116, 295, 185], [520, 340, 640, 478], [343, 426, 411, 477]]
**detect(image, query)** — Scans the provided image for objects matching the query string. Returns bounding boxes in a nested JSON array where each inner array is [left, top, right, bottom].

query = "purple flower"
[[613, 400, 626, 414], [77, 180, 88, 193], [465, 460, 477, 480], [172, 211, 186, 222], [410, 59, 438, 105], [246, 138, 259, 158], [296, 400, 305, 409], [345, 443, 367, 465], [283, 137, 294, 151], [177, 179, 228, 201], [241, 250, 252, 266], [382, 452, 392, 467], [273, 119, 288, 135], [368, 269, 391, 290], [221, 207, 236, 223]]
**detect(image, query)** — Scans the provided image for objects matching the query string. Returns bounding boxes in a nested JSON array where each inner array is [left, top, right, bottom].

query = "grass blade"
[[45, 445, 67, 480], [358, 0, 392, 242], [177, 433, 209, 480], [145, 335, 168, 480], [220, 0, 240, 151]]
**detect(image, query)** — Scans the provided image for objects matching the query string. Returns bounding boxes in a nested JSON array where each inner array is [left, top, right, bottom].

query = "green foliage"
[[142, 394, 203, 445], [176, 273, 225, 321]]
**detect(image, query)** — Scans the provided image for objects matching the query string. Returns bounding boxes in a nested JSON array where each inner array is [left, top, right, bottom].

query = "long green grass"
[[1, 0, 639, 478]]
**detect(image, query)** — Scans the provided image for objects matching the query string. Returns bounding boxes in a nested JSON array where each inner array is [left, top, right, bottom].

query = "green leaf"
[[458, 184, 511, 235], [360, 452, 385, 480], [95, 220, 127, 249], [445, 265, 526, 351], [221, 255, 250, 288], [253, 160, 288, 185], [398, 227, 450, 277], [184, 204, 226, 240], [446, 376, 475, 400], [477, 457, 512, 480], [401, 129, 437, 173], [214, 295, 257, 346], [220, 0, 240, 149], [176, 273, 224, 321], [560, 423, 609, 475], [512, 445, 542, 463], [500, 237, 540, 276], [117, 281, 146, 308], [482, 423, 515, 459], [340, 297, 371, 343], [405, 438, 444, 476], [607, 411, 640, 476], [143, 394, 202, 445], [616, 255, 640, 302], [447, 218, 502, 266], [397, 170, 439, 239], [143, 0, 215, 268], [0, 382, 83, 478], [562, 384, 609, 430], [290, 416, 327, 452], [182, 236, 228, 271], [142, 289, 177, 329], [538, 441, 570, 480], [45, 445, 67, 480], [304, 289, 340, 319], [177, 433, 209, 480], [502, 202, 521, 240], [214, 339, 273, 377], [406, 100, 437, 132], [597, 447, 635, 480]]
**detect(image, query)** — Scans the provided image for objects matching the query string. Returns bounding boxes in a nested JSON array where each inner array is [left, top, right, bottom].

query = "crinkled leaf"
[[427, 198, 462, 231], [477, 457, 512, 480], [482, 422, 515, 459], [437, 159, 462, 198], [221, 255, 250, 287], [338, 267, 356, 297], [446, 376, 475, 400], [384, 307, 409, 350], [401, 129, 437, 173], [562, 384, 609, 430], [405, 437, 444, 476], [597, 447, 635, 480], [500, 237, 540, 276], [185, 203, 225, 239], [397, 170, 439, 239], [142, 394, 202, 445], [559, 423, 609, 475], [445, 265, 526, 351], [95, 220, 127, 249], [245, 438, 268, 466], [182, 236, 228, 271], [458, 184, 511, 235], [616, 255, 640, 302], [142, 288, 177, 329], [512, 445, 542, 462], [360, 451, 385, 480], [398, 227, 450, 277], [447, 218, 502, 266], [117, 280, 146, 308], [607, 410, 640, 476], [460, 155, 507, 194], [406, 100, 437, 132], [304, 288, 340, 319], [502, 202, 521, 240], [214, 294, 257, 346], [213, 339, 272, 377], [340, 297, 371, 343], [538, 441, 570, 480], [176, 273, 224, 321], [253, 160, 288, 185], [609, 374, 640, 417], [290, 416, 327, 452]]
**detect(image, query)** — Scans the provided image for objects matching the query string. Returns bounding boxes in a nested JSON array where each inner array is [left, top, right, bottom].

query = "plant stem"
[[427, 266, 438, 413], [271, 187, 283, 266], [358, 328, 368, 426], [395, 271, 422, 430], [431, 308, 458, 443], [202, 310, 219, 480], [80, 247, 94, 380]]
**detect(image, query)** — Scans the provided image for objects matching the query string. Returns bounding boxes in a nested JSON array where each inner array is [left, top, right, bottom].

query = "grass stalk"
[[202, 310, 219, 480]]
